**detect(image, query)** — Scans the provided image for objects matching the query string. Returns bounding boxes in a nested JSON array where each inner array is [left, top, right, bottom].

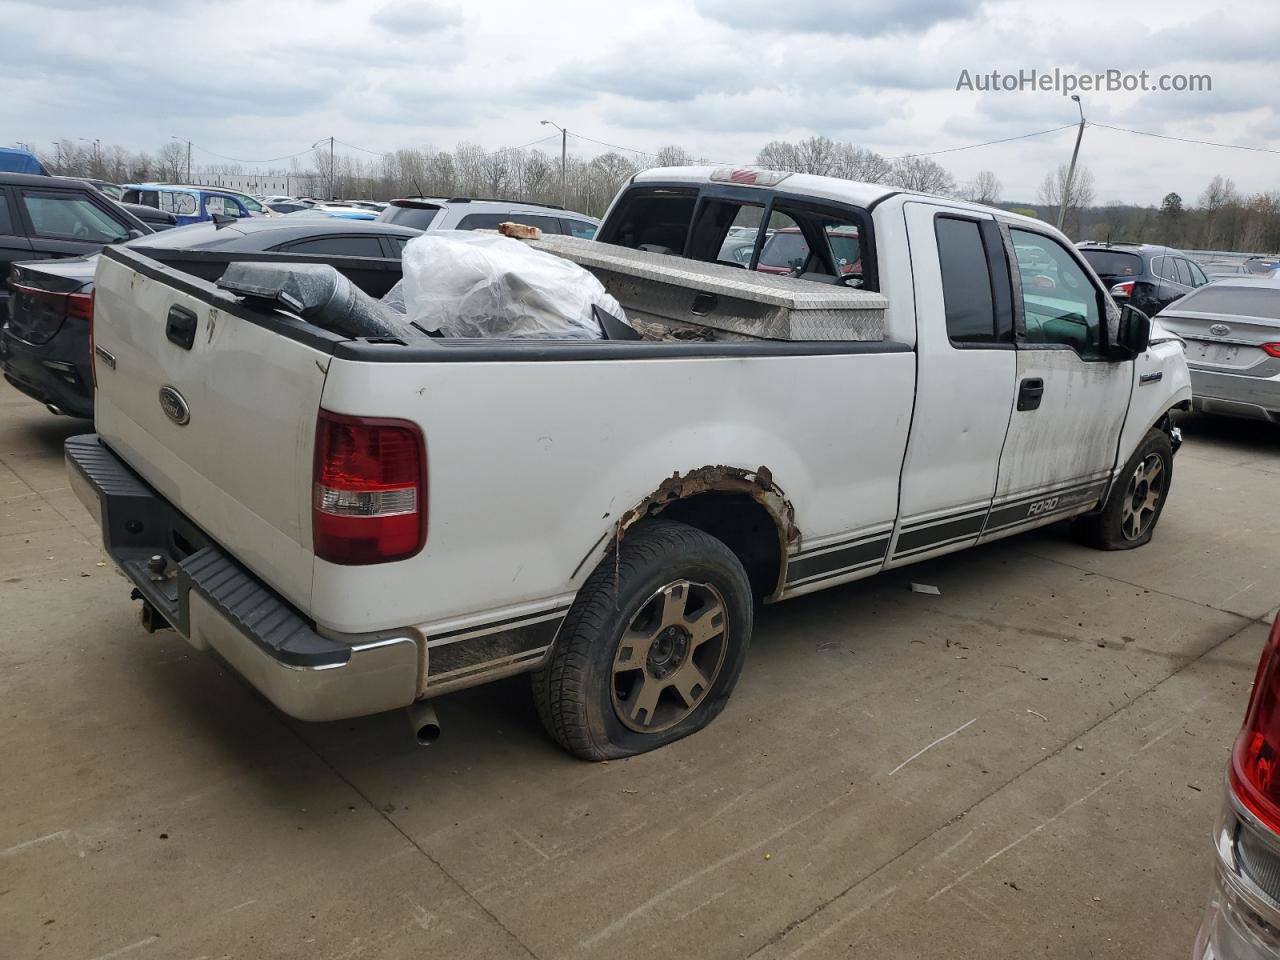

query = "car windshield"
[[759, 231, 809, 270], [1080, 250, 1143, 278]]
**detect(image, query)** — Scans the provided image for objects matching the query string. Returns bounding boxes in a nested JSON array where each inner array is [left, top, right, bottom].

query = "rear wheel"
[[1074, 427, 1173, 550], [532, 520, 752, 760]]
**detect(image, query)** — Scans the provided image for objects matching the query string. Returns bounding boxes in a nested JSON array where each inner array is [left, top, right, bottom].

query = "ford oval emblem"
[[158, 386, 190, 426], [1209, 323, 1230, 337]]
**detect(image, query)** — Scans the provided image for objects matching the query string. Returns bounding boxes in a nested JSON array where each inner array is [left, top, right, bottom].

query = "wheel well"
[[646, 492, 784, 599]]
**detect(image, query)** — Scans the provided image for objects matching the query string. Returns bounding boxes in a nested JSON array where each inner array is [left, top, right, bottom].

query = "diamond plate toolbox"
[[526, 234, 886, 341]]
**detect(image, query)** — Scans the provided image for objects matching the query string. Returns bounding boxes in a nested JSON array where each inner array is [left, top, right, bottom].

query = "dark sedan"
[[2, 218, 421, 418]]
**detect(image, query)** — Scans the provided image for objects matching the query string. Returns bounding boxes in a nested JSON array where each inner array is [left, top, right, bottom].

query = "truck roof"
[[632, 166, 896, 210], [630, 166, 1049, 231]]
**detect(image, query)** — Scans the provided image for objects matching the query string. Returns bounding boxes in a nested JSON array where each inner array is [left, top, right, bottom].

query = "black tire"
[[532, 519, 753, 761], [1074, 427, 1174, 550]]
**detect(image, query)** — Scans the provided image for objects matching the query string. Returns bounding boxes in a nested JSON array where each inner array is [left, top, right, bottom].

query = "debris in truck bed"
[[400, 231, 626, 340], [498, 221, 542, 240]]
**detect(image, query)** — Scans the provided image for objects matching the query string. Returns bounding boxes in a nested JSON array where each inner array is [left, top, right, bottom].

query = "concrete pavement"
[[1, 378, 1277, 960]]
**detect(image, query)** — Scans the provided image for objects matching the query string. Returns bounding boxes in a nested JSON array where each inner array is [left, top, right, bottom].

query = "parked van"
[[119, 184, 261, 226]]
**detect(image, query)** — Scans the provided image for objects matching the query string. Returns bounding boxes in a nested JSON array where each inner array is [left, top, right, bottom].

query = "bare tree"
[[520, 149, 554, 199], [795, 136, 837, 175], [1038, 163, 1095, 235], [157, 141, 187, 182], [959, 169, 1002, 205], [756, 140, 801, 171], [831, 145, 892, 184], [655, 145, 693, 167], [889, 156, 956, 195]]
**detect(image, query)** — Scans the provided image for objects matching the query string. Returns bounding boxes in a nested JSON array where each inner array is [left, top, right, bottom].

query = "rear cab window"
[[935, 215, 1013, 345], [598, 184, 877, 290]]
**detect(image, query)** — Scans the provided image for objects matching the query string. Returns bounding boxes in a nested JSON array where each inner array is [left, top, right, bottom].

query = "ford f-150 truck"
[[66, 166, 1191, 760]]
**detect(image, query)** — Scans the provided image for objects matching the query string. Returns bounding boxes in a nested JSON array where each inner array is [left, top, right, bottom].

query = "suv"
[[378, 197, 598, 237], [0, 172, 149, 324], [1077, 242, 1209, 317]]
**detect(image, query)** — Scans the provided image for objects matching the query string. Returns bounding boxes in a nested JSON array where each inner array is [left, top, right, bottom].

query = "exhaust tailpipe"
[[407, 700, 441, 746]]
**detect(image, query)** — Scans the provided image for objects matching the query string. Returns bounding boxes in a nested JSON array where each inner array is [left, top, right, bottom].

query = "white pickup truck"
[[67, 166, 1191, 760]]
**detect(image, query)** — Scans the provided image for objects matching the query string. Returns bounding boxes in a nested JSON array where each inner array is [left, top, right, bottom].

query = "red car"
[[1195, 613, 1280, 958], [755, 226, 862, 279]]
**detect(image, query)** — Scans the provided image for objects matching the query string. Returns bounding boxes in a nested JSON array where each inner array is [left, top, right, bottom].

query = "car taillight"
[[1109, 280, 1136, 298], [1230, 615, 1280, 831], [1262, 343, 1280, 358], [312, 410, 426, 565]]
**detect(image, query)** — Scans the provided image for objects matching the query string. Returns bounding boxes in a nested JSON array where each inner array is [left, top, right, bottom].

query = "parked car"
[[1201, 261, 1252, 279], [0, 171, 150, 327], [0, 147, 48, 175], [67, 176, 178, 230], [1155, 276, 1280, 423], [378, 197, 599, 237], [2, 218, 420, 418], [67, 165, 1188, 760], [754, 225, 861, 278], [1193, 612, 1280, 960], [266, 201, 310, 215], [164, 185, 278, 219], [1078, 242, 1209, 316], [72, 177, 124, 201], [1245, 257, 1280, 276], [120, 184, 262, 226]]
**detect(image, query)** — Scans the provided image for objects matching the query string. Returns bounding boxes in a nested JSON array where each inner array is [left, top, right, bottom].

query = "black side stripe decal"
[[430, 605, 571, 642], [982, 481, 1106, 534], [786, 535, 891, 584], [893, 513, 985, 554]]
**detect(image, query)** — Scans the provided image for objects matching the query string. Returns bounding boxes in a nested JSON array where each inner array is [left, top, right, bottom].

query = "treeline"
[[20, 136, 1278, 252]]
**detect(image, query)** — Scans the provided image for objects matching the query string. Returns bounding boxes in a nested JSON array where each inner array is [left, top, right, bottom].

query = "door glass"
[[1009, 228, 1103, 359], [1187, 260, 1207, 287], [935, 217, 995, 344], [709, 205, 763, 267], [0, 194, 11, 235], [21, 191, 129, 243], [1174, 258, 1193, 286], [563, 218, 597, 239]]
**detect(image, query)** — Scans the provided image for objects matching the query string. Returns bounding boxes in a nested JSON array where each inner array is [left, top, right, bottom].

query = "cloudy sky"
[[2, 0, 1277, 205]]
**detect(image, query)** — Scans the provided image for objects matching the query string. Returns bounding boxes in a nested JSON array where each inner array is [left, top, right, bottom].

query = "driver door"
[[983, 226, 1132, 540]]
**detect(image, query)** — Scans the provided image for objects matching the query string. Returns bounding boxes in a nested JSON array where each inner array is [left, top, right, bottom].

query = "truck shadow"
[[1175, 410, 1280, 453]]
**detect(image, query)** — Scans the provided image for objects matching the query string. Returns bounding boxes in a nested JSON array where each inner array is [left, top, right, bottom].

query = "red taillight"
[[312, 410, 426, 565], [1262, 343, 1280, 358], [1230, 615, 1280, 831], [1109, 280, 1136, 298]]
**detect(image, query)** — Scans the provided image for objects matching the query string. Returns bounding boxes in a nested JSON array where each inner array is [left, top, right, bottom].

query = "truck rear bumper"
[[65, 433, 421, 721]]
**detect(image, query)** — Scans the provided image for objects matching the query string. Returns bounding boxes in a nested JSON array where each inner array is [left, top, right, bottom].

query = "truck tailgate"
[[91, 250, 329, 610]]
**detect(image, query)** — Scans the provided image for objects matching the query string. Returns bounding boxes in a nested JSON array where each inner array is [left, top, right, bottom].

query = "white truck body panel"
[[75, 168, 1191, 721]]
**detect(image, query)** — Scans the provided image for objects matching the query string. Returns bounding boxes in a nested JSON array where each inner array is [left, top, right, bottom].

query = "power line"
[[887, 123, 1079, 160], [1089, 121, 1280, 156], [185, 141, 314, 165]]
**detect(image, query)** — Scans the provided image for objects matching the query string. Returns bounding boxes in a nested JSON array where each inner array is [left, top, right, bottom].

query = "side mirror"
[[1116, 304, 1151, 357], [127, 228, 145, 240]]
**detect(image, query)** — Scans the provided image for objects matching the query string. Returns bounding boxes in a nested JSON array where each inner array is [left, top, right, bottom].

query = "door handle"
[[165, 305, 197, 350], [1017, 377, 1044, 411]]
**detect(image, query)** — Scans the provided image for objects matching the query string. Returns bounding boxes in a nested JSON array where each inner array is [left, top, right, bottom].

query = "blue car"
[[119, 184, 258, 226], [0, 147, 48, 175]]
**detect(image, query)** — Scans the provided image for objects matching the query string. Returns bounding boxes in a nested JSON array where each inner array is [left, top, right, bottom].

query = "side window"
[[1174, 258, 1193, 286], [1187, 260, 1208, 287], [0, 193, 12, 235], [384, 236, 409, 256], [1158, 257, 1179, 282], [1009, 228, 1103, 359], [20, 191, 129, 243], [455, 212, 561, 233], [562, 218, 597, 239], [935, 217, 996, 344], [281, 235, 385, 257]]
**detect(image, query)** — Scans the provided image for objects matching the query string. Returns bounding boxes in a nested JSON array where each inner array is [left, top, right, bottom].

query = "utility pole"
[[541, 120, 567, 207], [1057, 95, 1085, 233], [313, 137, 335, 199]]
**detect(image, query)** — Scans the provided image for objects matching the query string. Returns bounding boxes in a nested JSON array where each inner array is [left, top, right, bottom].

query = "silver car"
[[377, 197, 598, 237], [1156, 278, 1280, 423]]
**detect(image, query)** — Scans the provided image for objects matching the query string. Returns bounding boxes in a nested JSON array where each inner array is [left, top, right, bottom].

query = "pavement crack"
[[746, 610, 1264, 958], [276, 723, 543, 960]]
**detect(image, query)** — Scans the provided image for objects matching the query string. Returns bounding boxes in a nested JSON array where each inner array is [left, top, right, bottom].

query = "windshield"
[[759, 232, 809, 270], [1081, 250, 1142, 278], [125, 221, 231, 249]]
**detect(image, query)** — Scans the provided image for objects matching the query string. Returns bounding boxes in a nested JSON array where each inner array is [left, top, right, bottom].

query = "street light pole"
[[311, 137, 336, 200], [1057, 95, 1086, 233], [541, 120, 567, 207]]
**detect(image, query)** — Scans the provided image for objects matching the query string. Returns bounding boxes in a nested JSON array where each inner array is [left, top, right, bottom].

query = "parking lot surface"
[[2, 377, 1278, 960]]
